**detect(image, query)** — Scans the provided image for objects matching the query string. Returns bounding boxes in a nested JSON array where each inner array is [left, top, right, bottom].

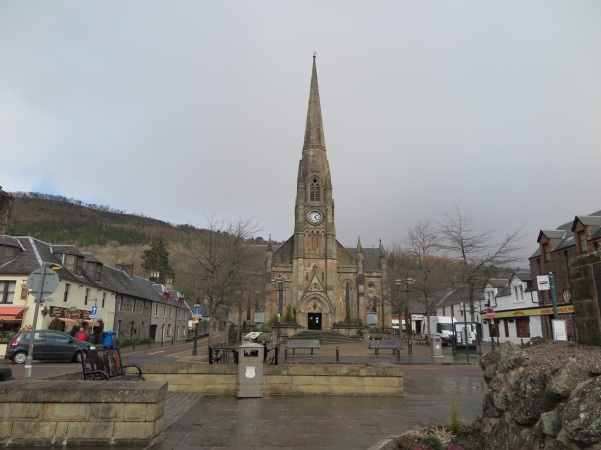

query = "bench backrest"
[[286, 339, 320, 348], [85, 349, 124, 378], [369, 339, 401, 348]]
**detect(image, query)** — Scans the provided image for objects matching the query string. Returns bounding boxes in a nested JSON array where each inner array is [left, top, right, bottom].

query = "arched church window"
[[345, 283, 350, 312], [309, 178, 320, 202]]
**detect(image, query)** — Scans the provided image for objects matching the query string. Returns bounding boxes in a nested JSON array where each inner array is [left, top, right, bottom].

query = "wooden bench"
[[81, 348, 145, 381], [368, 339, 402, 355], [285, 339, 320, 355]]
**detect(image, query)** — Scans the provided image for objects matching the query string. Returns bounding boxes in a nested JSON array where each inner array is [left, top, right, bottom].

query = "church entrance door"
[[308, 313, 322, 330]]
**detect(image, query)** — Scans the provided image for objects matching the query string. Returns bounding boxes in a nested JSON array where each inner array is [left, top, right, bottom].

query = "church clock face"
[[307, 210, 323, 224]]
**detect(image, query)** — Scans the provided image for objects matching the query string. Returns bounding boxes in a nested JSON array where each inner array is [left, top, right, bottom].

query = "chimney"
[[149, 271, 160, 283], [116, 263, 134, 278]]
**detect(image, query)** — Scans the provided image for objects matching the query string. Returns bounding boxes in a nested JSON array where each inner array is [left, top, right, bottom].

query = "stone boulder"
[[480, 340, 601, 450]]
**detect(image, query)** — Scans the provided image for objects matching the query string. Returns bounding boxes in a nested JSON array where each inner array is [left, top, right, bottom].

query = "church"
[[263, 57, 388, 331]]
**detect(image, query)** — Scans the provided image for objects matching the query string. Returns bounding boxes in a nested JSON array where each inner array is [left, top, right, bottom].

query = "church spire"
[[303, 53, 326, 150]]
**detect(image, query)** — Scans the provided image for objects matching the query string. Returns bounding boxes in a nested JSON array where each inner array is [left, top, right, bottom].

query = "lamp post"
[[396, 275, 415, 356], [24, 263, 61, 378], [271, 275, 290, 350]]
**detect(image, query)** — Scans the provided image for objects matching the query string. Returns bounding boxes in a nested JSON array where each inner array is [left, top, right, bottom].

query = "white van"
[[422, 316, 457, 345]]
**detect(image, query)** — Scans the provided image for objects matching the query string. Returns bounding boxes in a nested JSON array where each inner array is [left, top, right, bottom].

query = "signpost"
[[24, 265, 61, 378], [486, 308, 496, 350], [192, 304, 201, 356]]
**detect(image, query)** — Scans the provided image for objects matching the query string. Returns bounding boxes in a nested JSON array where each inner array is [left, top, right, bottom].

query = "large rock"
[[479, 340, 601, 449]]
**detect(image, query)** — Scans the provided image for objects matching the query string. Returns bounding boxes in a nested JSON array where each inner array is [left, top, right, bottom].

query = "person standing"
[[76, 327, 86, 341]]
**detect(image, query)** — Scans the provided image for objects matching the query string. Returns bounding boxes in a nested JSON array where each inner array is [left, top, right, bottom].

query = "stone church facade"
[[263, 57, 388, 331]]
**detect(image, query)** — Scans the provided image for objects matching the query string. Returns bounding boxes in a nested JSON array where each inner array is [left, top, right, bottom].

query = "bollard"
[[336, 346, 339, 363]]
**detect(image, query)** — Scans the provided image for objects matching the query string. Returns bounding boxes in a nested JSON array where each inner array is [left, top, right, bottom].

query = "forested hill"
[[8, 192, 200, 247]]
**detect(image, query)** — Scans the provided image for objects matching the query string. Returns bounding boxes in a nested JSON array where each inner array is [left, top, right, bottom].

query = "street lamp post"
[[24, 263, 61, 378], [271, 275, 290, 351], [395, 276, 415, 356]]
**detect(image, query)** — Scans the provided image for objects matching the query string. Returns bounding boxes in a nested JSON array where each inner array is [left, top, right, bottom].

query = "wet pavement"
[[149, 374, 485, 450], [26, 339, 488, 449], [144, 340, 487, 449]]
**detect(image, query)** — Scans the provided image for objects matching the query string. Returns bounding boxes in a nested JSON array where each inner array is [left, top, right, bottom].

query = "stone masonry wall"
[[569, 251, 601, 346], [138, 362, 404, 396], [480, 340, 601, 449], [0, 379, 167, 447]]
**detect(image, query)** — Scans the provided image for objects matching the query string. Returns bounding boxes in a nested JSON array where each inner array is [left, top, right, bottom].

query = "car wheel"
[[74, 351, 85, 363], [12, 351, 27, 364]]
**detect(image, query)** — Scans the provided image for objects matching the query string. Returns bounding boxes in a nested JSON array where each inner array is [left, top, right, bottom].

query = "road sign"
[[486, 308, 496, 319], [89, 314, 98, 319], [537, 275, 550, 291], [26, 267, 60, 298], [193, 304, 201, 315], [91, 305, 98, 315]]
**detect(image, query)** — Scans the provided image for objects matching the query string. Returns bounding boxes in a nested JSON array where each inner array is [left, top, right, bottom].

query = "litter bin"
[[237, 342, 264, 398], [102, 331, 117, 349], [431, 335, 443, 357]]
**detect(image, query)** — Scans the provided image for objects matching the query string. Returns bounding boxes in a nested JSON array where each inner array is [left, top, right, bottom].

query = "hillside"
[[7, 193, 209, 294], [7, 193, 273, 296]]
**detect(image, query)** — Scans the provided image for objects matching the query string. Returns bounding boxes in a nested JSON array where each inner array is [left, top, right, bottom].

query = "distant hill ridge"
[[9, 192, 200, 247]]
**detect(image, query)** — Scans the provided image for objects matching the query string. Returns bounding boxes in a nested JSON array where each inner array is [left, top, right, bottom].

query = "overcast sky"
[[1, 1, 600, 267]]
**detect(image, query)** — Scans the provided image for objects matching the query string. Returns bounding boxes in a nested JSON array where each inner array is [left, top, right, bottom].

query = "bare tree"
[[182, 217, 262, 346], [438, 205, 522, 319], [405, 220, 444, 339]]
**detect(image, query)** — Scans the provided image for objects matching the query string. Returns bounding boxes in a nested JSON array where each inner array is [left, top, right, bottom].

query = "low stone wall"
[[138, 362, 403, 396], [0, 379, 167, 447]]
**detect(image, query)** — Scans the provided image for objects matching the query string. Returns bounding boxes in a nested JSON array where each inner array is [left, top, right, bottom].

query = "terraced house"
[[0, 235, 190, 354]]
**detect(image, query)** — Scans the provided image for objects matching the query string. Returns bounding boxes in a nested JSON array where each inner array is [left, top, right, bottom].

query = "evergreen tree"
[[142, 237, 175, 283]]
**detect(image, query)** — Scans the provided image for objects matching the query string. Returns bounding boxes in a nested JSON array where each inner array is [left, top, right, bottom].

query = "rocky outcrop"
[[479, 340, 601, 450]]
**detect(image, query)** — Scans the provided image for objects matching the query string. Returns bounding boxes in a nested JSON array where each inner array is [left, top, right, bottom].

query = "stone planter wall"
[[0, 380, 167, 447]]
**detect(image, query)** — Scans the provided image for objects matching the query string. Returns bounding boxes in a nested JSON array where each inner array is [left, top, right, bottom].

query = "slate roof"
[[0, 235, 187, 307], [530, 209, 601, 258], [431, 285, 485, 309], [270, 236, 382, 272]]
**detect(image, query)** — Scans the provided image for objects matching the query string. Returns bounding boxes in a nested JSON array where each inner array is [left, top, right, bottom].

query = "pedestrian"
[[76, 327, 87, 341], [86, 330, 96, 344]]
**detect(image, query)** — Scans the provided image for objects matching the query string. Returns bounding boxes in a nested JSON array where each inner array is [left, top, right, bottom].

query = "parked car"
[[0, 364, 13, 381], [5, 330, 96, 364]]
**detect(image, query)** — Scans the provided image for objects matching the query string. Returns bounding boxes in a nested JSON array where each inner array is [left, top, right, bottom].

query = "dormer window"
[[309, 178, 321, 202], [542, 243, 550, 262], [0, 245, 19, 265], [84, 261, 103, 281], [578, 230, 587, 253], [63, 254, 83, 275]]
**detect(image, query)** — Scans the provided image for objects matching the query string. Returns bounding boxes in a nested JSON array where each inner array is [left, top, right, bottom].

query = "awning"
[[57, 318, 80, 327], [82, 319, 100, 327], [0, 306, 27, 320]]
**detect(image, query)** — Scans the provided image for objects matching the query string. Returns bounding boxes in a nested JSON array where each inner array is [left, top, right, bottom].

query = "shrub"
[[449, 396, 461, 435]]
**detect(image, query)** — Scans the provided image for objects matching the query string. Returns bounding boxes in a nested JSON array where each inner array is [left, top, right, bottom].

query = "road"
[[4, 334, 217, 380], [4, 333, 484, 380]]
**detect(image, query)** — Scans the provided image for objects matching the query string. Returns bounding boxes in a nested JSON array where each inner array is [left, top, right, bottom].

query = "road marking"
[[148, 351, 166, 355]]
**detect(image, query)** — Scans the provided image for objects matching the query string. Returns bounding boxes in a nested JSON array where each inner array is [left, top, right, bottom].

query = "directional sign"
[[89, 314, 99, 320], [91, 305, 98, 315], [26, 267, 60, 298]]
